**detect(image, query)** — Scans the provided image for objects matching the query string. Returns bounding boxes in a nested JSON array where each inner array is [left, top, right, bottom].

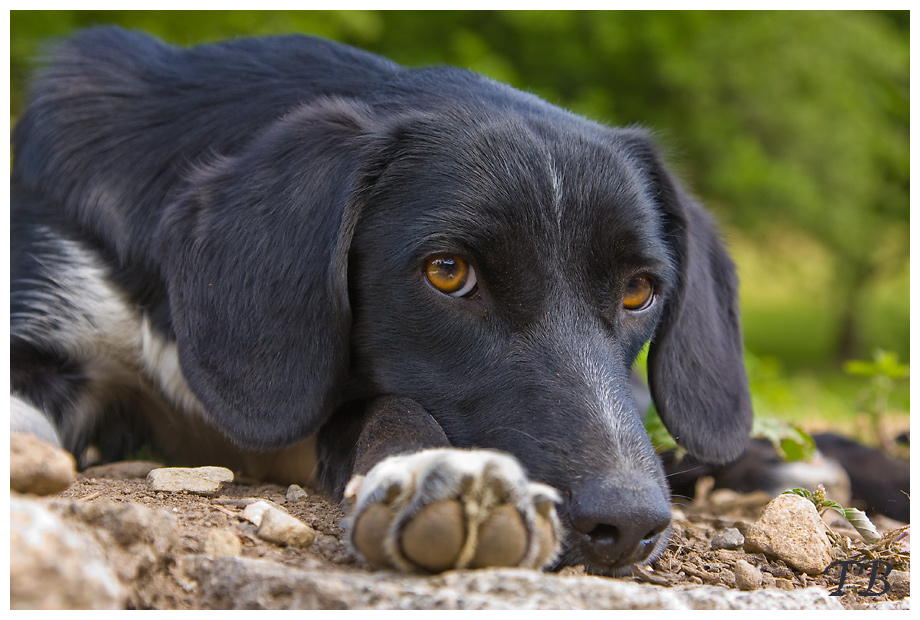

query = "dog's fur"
[[11, 27, 752, 575]]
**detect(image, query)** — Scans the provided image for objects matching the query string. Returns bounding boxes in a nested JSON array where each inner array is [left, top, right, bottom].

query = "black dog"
[[10, 27, 752, 575]]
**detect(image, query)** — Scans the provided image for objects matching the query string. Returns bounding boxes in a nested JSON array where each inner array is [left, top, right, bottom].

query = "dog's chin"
[[552, 525, 671, 577]]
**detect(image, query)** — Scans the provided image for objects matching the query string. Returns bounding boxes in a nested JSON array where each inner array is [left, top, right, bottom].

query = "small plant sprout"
[[844, 349, 909, 455], [784, 485, 881, 543]]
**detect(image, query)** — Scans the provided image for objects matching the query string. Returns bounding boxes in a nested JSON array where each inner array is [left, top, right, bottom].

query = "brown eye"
[[425, 254, 478, 297], [623, 275, 655, 311]]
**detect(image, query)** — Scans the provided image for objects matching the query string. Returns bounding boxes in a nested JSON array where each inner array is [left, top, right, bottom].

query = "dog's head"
[[158, 85, 752, 574]]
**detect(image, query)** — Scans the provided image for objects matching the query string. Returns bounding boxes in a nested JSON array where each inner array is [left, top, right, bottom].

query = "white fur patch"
[[13, 229, 209, 438]]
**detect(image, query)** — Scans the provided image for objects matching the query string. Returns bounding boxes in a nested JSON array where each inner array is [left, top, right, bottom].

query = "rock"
[[10, 494, 125, 609], [775, 578, 796, 590], [286, 484, 309, 502], [711, 527, 744, 550], [181, 557, 848, 609], [761, 572, 776, 589], [744, 493, 834, 574], [888, 570, 910, 599], [10, 433, 77, 495], [241, 500, 315, 548], [239, 500, 275, 526], [147, 466, 234, 496], [203, 529, 243, 557], [734, 559, 762, 590]]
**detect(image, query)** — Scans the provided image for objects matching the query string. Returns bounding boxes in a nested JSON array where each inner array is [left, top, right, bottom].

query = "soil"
[[50, 460, 909, 610]]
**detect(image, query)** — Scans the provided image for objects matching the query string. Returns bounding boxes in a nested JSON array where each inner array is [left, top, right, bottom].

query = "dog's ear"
[[618, 130, 752, 464], [157, 98, 374, 450]]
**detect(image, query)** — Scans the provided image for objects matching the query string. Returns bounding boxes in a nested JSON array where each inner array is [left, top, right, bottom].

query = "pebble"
[[286, 484, 308, 502], [203, 529, 243, 557], [888, 570, 910, 599], [733, 559, 763, 591], [146, 466, 234, 496], [241, 500, 315, 548], [761, 572, 776, 589], [710, 527, 744, 550], [10, 433, 77, 495], [743, 493, 834, 574], [775, 577, 795, 590]]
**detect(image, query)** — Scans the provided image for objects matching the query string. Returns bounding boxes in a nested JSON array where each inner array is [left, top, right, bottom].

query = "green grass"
[[746, 354, 909, 444], [729, 228, 909, 366]]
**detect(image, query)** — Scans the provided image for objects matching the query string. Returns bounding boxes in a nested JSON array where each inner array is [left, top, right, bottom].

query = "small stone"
[[734, 558, 763, 590], [10, 433, 77, 495], [888, 569, 910, 599], [719, 569, 736, 588], [203, 529, 242, 557], [241, 500, 315, 548], [743, 493, 834, 574], [240, 500, 272, 526], [146, 466, 234, 496], [775, 577, 796, 590], [761, 572, 776, 588], [711, 527, 744, 550], [286, 484, 308, 502]]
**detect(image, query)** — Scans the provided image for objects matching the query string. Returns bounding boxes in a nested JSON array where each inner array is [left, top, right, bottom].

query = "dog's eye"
[[623, 275, 655, 311], [425, 255, 478, 297]]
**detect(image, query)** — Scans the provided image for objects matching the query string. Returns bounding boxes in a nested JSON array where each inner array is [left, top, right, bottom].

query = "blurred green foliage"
[[844, 350, 909, 455], [10, 11, 909, 404]]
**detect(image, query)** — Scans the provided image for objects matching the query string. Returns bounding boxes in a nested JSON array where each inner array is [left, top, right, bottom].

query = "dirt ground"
[[51, 460, 909, 610]]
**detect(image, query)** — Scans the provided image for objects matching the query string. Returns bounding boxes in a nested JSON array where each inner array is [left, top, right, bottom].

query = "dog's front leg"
[[316, 396, 561, 572]]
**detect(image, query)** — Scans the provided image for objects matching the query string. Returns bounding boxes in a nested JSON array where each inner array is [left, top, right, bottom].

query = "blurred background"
[[10, 10, 909, 450]]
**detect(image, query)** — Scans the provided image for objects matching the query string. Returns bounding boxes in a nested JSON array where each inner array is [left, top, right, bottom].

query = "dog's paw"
[[344, 448, 561, 573]]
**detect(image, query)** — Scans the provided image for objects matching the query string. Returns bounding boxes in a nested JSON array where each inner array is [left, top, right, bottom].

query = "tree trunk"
[[833, 262, 872, 362]]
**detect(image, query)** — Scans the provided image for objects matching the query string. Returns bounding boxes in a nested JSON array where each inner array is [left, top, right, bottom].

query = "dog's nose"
[[568, 477, 671, 568]]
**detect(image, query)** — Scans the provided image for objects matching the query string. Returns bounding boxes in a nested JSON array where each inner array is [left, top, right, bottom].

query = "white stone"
[[733, 559, 763, 591], [241, 500, 315, 548], [146, 466, 234, 496], [743, 493, 834, 574]]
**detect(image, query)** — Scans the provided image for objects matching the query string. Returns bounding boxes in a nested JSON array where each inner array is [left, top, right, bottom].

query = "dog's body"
[[11, 28, 752, 575]]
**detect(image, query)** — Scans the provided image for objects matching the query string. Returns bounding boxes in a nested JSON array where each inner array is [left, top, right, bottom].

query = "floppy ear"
[[619, 131, 752, 464], [156, 98, 374, 450]]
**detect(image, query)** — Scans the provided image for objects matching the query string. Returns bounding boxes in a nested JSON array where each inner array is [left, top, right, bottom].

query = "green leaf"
[[845, 350, 910, 380], [753, 418, 816, 462], [784, 488, 813, 501]]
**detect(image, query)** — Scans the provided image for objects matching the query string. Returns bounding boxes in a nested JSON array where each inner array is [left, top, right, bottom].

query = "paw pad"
[[469, 503, 527, 568], [401, 500, 466, 572], [347, 449, 562, 573]]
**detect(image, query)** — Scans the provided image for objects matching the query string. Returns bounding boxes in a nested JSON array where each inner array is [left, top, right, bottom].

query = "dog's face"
[[160, 96, 751, 575], [347, 113, 678, 571]]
